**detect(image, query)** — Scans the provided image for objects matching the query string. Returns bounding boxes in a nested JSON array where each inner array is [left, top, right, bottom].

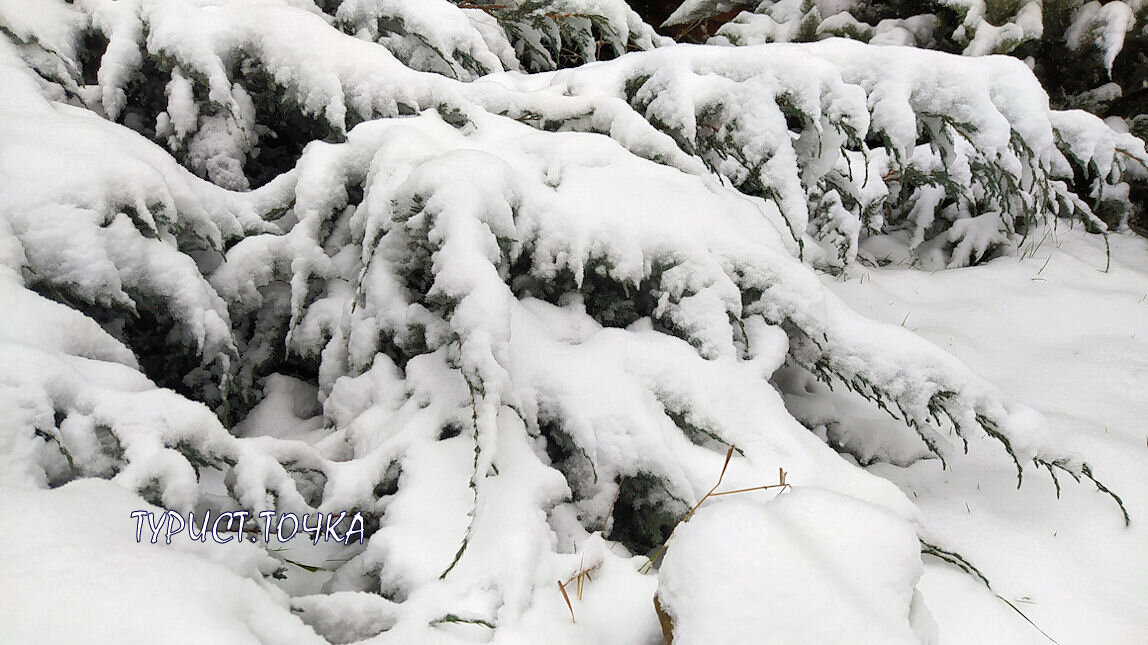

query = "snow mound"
[[657, 490, 937, 645]]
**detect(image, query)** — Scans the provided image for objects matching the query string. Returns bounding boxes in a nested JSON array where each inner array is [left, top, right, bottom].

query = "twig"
[[708, 482, 789, 497], [640, 448, 790, 573]]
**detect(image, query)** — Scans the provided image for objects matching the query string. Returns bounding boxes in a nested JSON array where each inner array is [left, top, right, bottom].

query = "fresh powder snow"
[[0, 1, 1145, 644]]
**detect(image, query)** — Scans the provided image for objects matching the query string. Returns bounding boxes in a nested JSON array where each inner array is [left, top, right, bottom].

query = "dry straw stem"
[[572, 554, 591, 600], [554, 554, 601, 623], [561, 554, 600, 600], [654, 593, 675, 645], [555, 448, 788, 619], [640, 446, 790, 574], [557, 579, 576, 623]]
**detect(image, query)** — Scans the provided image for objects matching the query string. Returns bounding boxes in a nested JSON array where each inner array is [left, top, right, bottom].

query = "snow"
[[711, 0, 1044, 54], [663, 0, 741, 27], [488, 37, 1084, 267], [831, 229, 1148, 644], [335, 0, 507, 80], [234, 374, 325, 441], [1066, 1, 1138, 72], [657, 491, 934, 644], [0, 479, 326, 645], [0, 0, 85, 63], [1, 2, 1146, 643], [945, 0, 1044, 57]]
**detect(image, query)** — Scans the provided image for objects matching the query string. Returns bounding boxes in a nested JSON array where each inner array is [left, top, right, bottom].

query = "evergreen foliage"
[[667, 0, 1148, 231], [0, 1, 1136, 639]]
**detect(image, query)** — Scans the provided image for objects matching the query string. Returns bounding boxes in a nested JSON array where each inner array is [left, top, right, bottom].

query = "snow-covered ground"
[[1, 2, 1146, 643], [831, 229, 1148, 644], [2, 227, 1142, 644]]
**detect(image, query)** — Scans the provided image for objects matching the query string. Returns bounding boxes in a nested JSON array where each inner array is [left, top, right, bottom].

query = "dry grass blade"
[[557, 579, 575, 623], [576, 555, 585, 600]]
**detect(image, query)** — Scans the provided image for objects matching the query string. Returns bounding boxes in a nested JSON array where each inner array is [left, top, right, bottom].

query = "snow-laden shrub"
[[325, 0, 671, 76], [0, 0, 668, 190], [700, 0, 1146, 72], [8, 0, 1143, 262], [487, 39, 1147, 266], [0, 0, 1132, 640], [677, 0, 1148, 232]]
